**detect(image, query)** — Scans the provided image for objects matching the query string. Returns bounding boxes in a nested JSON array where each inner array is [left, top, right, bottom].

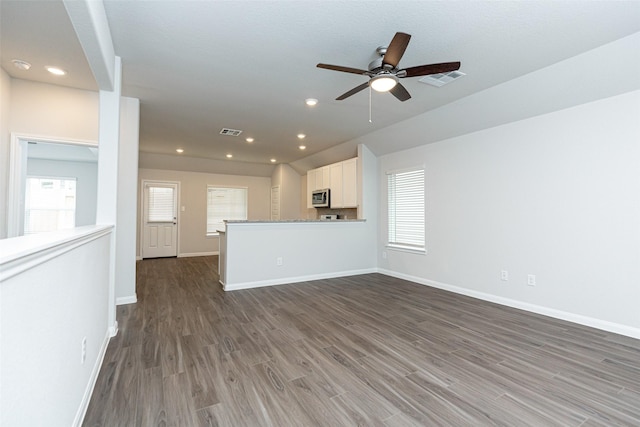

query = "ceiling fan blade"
[[401, 61, 461, 78], [390, 83, 411, 102], [382, 32, 411, 68], [336, 82, 369, 100], [317, 63, 369, 75]]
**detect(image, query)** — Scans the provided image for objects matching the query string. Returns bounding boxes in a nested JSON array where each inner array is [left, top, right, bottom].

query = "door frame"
[[7, 133, 98, 237], [139, 179, 181, 259]]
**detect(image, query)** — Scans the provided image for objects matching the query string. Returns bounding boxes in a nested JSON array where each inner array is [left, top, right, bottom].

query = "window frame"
[[386, 166, 426, 254]]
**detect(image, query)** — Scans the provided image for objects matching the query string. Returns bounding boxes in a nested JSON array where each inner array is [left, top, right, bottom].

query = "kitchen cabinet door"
[[314, 167, 324, 190], [342, 158, 358, 208], [321, 166, 331, 189], [329, 162, 343, 208]]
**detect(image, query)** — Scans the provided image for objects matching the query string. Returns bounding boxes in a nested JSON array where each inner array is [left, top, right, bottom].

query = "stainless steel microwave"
[[311, 188, 330, 208]]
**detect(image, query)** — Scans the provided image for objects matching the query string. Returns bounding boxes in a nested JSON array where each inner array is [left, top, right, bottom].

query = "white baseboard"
[[178, 251, 219, 258], [378, 269, 640, 340], [116, 295, 137, 305], [73, 327, 112, 427], [224, 268, 377, 291], [136, 256, 142, 261], [109, 321, 118, 338]]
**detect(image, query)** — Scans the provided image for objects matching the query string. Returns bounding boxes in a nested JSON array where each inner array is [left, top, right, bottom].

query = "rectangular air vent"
[[219, 128, 243, 137], [419, 70, 466, 87]]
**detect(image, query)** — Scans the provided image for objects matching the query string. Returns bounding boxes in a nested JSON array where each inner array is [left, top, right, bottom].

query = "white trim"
[[7, 133, 98, 238], [73, 327, 111, 427], [178, 251, 219, 258], [136, 256, 143, 261], [384, 164, 426, 176], [109, 321, 118, 338], [386, 244, 426, 255], [116, 295, 137, 305], [0, 225, 113, 281], [378, 268, 640, 340], [223, 268, 377, 291]]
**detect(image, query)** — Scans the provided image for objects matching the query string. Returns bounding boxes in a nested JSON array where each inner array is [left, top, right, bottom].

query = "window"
[[387, 168, 425, 251], [207, 186, 248, 234], [24, 177, 77, 234], [146, 186, 175, 222]]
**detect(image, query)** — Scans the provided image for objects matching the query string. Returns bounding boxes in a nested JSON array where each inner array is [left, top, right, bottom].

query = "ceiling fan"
[[317, 32, 461, 102]]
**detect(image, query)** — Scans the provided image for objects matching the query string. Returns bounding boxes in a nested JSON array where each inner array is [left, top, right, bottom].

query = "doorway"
[[141, 180, 179, 258], [7, 133, 98, 237]]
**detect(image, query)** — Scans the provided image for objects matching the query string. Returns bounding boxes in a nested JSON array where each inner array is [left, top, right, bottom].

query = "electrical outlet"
[[382, 251, 387, 259], [500, 270, 508, 281], [276, 257, 283, 266], [81, 337, 87, 364], [527, 274, 536, 286]]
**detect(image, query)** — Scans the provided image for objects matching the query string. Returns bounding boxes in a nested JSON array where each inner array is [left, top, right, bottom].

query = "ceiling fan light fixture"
[[370, 74, 398, 92]]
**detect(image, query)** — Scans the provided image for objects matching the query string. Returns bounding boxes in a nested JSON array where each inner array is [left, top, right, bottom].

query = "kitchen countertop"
[[224, 219, 366, 224]]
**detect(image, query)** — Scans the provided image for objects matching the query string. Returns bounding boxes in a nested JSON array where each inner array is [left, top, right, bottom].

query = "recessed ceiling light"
[[245, 137, 254, 143], [226, 154, 233, 158], [11, 59, 31, 71], [305, 98, 318, 106], [297, 134, 306, 139], [176, 148, 184, 153], [45, 66, 66, 76], [299, 145, 306, 150], [270, 158, 277, 163]]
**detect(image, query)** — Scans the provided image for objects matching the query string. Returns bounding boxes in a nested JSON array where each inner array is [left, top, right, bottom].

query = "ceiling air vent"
[[219, 128, 243, 137], [419, 70, 466, 87]]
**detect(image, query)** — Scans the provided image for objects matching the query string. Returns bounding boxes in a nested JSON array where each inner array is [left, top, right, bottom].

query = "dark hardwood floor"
[[83, 256, 640, 426]]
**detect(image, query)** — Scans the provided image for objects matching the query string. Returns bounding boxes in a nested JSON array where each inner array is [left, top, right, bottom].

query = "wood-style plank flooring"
[[83, 256, 640, 426]]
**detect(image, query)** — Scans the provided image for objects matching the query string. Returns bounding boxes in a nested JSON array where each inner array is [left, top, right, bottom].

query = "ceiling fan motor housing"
[[368, 57, 384, 72]]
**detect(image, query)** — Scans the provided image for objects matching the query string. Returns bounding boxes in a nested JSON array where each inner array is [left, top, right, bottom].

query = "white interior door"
[[271, 185, 280, 220], [143, 181, 178, 258]]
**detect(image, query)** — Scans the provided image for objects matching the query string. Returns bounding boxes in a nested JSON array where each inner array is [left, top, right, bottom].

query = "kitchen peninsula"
[[218, 219, 373, 291]]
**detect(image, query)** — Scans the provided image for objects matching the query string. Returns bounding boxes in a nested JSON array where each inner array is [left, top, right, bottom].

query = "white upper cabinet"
[[306, 158, 358, 209], [329, 162, 344, 208], [341, 158, 357, 208]]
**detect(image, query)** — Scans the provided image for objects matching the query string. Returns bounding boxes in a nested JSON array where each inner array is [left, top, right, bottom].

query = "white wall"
[[377, 91, 640, 337], [224, 221, 375, 290], [26, 158, 98, 226], [9, 79, 99, 141], [0, 226, 113, 426], [138, 168, 271, 257], [0, 69, 11, 238], [115, 96, 139, 303]]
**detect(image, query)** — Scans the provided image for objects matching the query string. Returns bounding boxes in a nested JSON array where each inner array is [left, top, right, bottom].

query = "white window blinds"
[[147, 186, 175, 222], [207, 187, 248, 233], [387, 168, 425, 250]]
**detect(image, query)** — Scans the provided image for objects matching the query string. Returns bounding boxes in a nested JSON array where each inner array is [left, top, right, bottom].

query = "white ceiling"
[[27, 141, 98, 163], [2, 1, 640, 171]]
